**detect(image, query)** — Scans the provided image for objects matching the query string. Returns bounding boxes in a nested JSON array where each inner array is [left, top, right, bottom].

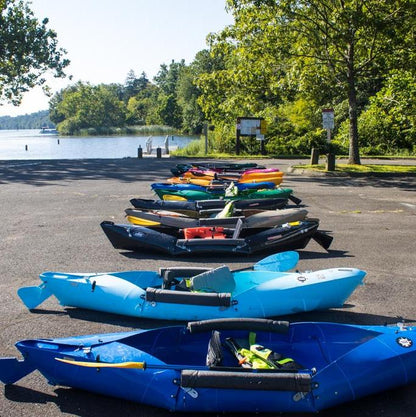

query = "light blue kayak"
[[18, 252, 366, 321]]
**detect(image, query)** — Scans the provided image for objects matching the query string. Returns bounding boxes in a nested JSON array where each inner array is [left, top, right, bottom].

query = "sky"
[[0, 0, 234, 117]]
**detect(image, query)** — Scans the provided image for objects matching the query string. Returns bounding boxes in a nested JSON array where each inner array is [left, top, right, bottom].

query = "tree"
[[151, 60, 186, 128], [357, 70, 416, 154], [275, 0, 416, 163], [50, 82, 126, 134], [0, 0, 69, 105], [176, 50, 221, 134], [203, 0, 415, 162]]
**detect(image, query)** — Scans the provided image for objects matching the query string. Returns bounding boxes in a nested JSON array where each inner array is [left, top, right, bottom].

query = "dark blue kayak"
[[129, 197, 290, 217], [100, 219, 333, 255], [2, 318, 416, 412]]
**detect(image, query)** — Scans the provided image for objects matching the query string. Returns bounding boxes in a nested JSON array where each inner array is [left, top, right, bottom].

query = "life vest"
[[183, 226, 226, 239], [225, 182, 238, 197], [225, 332, 301, 370]]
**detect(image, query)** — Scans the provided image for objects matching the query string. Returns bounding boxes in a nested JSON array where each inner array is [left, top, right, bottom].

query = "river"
[[0, 129, 197, 160]]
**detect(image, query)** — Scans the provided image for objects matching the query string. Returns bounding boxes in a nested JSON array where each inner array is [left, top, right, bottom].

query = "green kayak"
[[152, 186, 298, 203]]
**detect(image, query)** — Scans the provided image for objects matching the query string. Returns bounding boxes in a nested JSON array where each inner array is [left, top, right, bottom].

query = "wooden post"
[[326, 153, 336, 171], [310, 148, 319, 165]]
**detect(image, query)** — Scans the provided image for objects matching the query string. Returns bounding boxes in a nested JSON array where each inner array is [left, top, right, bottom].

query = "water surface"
[[0, 130, 196, 160]]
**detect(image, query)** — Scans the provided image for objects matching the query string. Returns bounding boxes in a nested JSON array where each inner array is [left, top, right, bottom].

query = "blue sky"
[[0, 0, 233, 117]]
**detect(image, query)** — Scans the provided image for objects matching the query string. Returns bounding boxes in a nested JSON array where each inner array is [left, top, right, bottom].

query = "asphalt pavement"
[[0, 157, 415, 417]]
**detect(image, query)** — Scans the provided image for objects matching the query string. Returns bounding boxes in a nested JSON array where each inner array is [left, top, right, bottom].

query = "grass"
[[292, 163, 416, 174]]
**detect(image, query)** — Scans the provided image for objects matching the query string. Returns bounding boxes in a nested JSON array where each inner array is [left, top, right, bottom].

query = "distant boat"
[[39, 127, 58, 135]]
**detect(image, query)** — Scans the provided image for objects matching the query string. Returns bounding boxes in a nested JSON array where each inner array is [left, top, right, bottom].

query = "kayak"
[[124, 207, 308, 229], [151, 186, 300, 204], [179, 169, 284, 185], [2, 318, 416, 413], [16, 251, 365, 321], [129, 197, 290, 218], [166, 176, 277, 188], [100, 219, 333, 255], [153, 181, 276, 192], [171, 162, 265, 176]]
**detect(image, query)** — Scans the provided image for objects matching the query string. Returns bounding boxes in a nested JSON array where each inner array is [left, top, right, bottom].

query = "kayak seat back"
[[159, 267, 212, 289], [232, 218, 244, 239], [191, 266, 236, 293]]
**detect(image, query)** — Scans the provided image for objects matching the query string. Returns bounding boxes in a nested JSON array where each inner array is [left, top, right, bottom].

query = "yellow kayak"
[[238, 176, 283, 186], [126, 215, 160, 226], [167, 176, 213, 186]]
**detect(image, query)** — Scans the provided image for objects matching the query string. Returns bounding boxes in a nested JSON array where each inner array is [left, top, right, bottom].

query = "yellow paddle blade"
[[55, 358, 145, 369], [126, 215, 160, 226], [162, 194, 187, 201]]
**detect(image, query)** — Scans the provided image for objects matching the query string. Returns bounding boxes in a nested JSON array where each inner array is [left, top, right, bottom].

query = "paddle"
[[233, 251, 299, 273], [56, 358, 146, 369], [252, 251, 299, 272], [55, 357, 210, 372], [0, 355, 200, 384]]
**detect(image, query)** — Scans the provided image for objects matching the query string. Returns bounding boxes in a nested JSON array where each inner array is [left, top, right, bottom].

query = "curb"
[[287, 167, 416, 178]]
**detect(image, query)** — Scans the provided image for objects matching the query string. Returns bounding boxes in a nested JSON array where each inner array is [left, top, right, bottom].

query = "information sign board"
[[322, 109, 334, 130]]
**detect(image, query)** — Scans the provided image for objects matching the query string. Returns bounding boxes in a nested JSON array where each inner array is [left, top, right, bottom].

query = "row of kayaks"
[[2, 161, 416, 414], [101, 167, 330, 255]]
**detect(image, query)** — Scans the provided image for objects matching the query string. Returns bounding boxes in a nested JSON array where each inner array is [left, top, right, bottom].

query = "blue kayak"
[[16, 252, 365, 321], [1, 318, 416, 412]]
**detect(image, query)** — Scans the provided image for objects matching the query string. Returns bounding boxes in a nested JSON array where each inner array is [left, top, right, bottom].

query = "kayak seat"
[[162, 270, 178, 290], [206, 330, 223, 367], [232, 218, 244, 239], [159, 267, 212, 290], [191, 266, 235, 293]]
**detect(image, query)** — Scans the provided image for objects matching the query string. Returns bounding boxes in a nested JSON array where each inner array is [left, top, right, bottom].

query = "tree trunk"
[[348, 86, 361, 164], [347, 47, 361, 165]]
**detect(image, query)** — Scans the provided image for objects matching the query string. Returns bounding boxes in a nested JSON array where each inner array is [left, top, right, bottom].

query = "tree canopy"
[[199, 0, 416, 163], [6, 0, 415, 158], [0, 0, 69, 105]]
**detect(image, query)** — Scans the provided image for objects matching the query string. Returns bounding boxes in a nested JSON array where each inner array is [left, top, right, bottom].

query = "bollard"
[[310, 148, 319, 165], [156, 147, 162, 158], [25, 145, 28, 151], [326, 153, 336, 171], [137, 147, 143, 158]]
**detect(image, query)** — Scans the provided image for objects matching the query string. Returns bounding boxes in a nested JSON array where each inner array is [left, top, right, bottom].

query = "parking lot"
[[0, 157, 415, 417]]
